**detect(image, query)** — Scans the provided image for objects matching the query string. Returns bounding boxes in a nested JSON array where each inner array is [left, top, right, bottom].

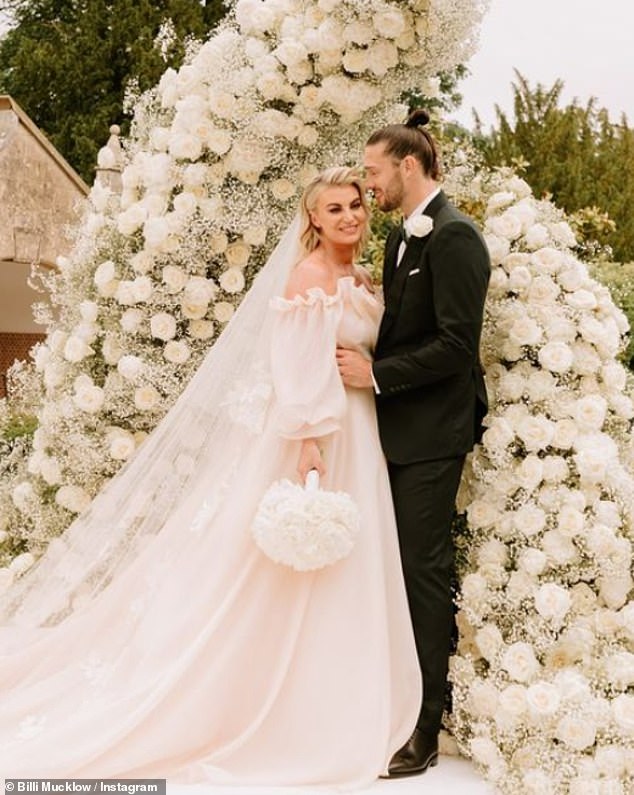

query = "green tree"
[[0, 0, 224, 182], [473, 71, 634, 262]]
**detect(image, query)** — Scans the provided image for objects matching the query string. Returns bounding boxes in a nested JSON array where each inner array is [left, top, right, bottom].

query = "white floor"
[[168, 755, 494, 795]]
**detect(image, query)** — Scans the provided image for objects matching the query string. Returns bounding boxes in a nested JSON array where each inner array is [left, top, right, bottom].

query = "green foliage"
[[0, 0, 224, 181], [473, 71, 634, 262], [2, 412, 37, 442]]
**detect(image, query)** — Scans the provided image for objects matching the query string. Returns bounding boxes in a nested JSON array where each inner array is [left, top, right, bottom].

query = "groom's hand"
[[336, 347, 373, 388]]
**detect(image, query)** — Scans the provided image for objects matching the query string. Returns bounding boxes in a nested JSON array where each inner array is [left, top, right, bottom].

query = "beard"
[[374, 173, 404, 212]]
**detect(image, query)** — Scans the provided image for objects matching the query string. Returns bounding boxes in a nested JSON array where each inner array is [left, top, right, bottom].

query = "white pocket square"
[[408, 268, 420, 276]]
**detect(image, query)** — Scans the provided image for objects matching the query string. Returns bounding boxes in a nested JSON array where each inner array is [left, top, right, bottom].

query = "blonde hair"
[[299, 166, 369, 258]]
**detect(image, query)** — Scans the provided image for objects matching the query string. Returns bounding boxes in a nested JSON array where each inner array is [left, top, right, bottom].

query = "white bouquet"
[[251, 470, 360, 571]]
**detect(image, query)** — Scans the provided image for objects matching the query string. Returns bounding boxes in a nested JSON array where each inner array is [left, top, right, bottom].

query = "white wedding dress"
[[0, 275, 421, 788]]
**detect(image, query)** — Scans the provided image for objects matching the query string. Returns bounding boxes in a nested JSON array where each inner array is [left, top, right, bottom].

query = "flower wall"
[[0, 0, 487, 562], [447, 165, 634, 793]]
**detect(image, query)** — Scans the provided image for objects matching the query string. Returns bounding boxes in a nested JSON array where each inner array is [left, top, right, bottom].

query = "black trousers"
[[388, 455, 466, 734]]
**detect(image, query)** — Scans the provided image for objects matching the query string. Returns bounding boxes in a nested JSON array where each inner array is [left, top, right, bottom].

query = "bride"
[[0, 167, 420, 788]]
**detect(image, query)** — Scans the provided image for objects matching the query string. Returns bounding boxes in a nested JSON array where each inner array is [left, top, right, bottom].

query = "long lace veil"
[[0, 217, 302, 627]]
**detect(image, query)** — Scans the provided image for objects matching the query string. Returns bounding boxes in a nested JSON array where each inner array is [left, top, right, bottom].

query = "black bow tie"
[[398, 219, 409, 245]]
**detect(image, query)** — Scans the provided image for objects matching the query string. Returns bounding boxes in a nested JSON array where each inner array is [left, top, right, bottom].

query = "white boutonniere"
[[406, 215, 434, 239]]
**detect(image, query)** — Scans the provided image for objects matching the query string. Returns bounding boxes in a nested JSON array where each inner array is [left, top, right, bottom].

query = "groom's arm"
[[372, 221, 489, 395]]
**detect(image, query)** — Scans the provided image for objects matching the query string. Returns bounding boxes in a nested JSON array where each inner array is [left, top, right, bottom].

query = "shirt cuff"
[[371, 366, 381, 395]]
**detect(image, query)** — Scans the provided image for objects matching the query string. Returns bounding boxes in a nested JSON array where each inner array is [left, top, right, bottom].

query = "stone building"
[[0, 95, 89, 398]]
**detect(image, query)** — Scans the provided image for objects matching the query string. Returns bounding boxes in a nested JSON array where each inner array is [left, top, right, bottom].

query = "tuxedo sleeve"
[[373, 221, 489, 395]]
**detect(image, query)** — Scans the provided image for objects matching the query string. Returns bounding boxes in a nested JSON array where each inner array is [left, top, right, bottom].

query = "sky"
[[451, 0, 634, 130]]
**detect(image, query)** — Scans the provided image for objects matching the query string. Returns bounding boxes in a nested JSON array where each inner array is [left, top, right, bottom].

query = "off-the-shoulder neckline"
[[271, 275, 376, 308]]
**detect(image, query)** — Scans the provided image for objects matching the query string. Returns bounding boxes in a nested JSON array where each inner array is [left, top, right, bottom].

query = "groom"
[[336, 110, 490, 777]]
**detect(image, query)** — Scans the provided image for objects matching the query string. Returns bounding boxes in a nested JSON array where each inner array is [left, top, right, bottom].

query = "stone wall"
[[0, 332, 44, 399]]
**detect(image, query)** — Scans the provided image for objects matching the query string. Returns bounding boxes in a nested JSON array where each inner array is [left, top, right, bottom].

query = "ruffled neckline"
[[270, 276, 378, 311]]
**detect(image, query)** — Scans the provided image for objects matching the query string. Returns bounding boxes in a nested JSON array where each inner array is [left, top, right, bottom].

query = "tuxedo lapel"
[[378, 191, 450, 341]]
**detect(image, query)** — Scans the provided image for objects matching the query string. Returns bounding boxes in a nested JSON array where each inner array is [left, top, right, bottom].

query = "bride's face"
[[310, 185, 367, 249]]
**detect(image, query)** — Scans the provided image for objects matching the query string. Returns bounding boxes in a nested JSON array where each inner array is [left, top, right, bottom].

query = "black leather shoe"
[[381, 728, 439, 778]]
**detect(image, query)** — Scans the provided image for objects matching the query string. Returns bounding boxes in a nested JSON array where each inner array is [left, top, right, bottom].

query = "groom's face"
[[363, 143, 405, 212]]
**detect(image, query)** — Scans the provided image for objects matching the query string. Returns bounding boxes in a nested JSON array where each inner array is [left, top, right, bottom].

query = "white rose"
[[556, 714, 597, 750], [486, 211, 523, 241], [571, 341, 602, 375], [487, 191, 516, 213], [526, 681, 561, 716], [468, 680, 500, 717], [117, 203, 148, 236], [475, 624, 504, 662], [519, 547, 547, 576], [372, 8, 405, 38], [73, 382, 105, 413], [485, 233, 511, 266], [508, 266, 532, 293], [509, 316, 543, 347], [407, 215, 434, 238], [214, 301, 235, 323], [134, 385, 161, 412], [516, 415, 555, 452], [502, 252, 531, 273], [541, 455, 568, 483], [169, 132, 203, 161], [461, 572, 489, 604], [143, 217, 171, 250], [225, 241, 251, 268], [12, 481, 36, 511], [188, 319, 215, 340], [108, 429, 136, 461], [270, 178, 297, 201], [551, 419, 578, 450], [164, 340, 191, 364], [528, 275, 560, 305], [538, 341, 574, 374], [40, 455, 62, 486], [513, 504, 547, 537], [63, 336, 93, 363], [517, 455, 544, 490], [499, 684, 528, 717], [162, 265, 188, 294], [150, 312, 177, 341], [544, 316, 577, 343], [557, 504, 584, 537], [466, 500, 500, 530], [601, 362, 627, 391], [219, 267, 246, 294], [550, 220, 577, 247], [481, 417, 514, 456], [94, 259, 116, 288], [525, 223, 550, 250], [531, 246, 565, 274], [120, 308, 144, 334], [79, 301, 99, 323], [566, 288, 598, 311], [542, 529, 577, 564], [130, 251, 154, 274], [613, 694, 634, 735], [117, 354, 145, 381], [478, 538, 509, 567], [343, 47, 370, 73], [55, 484, 92, 514], [243, 225, 267, 246], [535, 582, 572, 624], [470, 736, 503, 768], [573, 394, 608, 431], [599, 573, 632, 610], [502, 642, 540, 683], [605, 651, 634, 689]]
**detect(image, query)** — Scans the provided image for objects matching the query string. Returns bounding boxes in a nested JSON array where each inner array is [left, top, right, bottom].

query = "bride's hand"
[[298, 439, 326, 481]]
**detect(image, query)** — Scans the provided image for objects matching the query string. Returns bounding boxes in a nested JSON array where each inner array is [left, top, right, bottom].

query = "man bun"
[[405, 109, 430, 129]]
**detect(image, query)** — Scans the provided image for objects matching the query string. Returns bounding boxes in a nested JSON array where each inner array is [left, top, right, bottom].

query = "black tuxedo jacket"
[[372, 191, 490, 464]]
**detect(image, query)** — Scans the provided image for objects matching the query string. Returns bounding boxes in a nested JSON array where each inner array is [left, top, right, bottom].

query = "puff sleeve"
[[269, 289, 346, 440]]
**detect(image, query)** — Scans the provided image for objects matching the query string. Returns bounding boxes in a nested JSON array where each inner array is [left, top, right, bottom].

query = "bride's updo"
[[299, 166, 370, 258]]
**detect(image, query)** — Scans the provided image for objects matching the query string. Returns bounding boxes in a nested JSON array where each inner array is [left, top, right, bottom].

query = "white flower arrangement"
[[444, 163, 634, 793], [250, 472, 360, 571]]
